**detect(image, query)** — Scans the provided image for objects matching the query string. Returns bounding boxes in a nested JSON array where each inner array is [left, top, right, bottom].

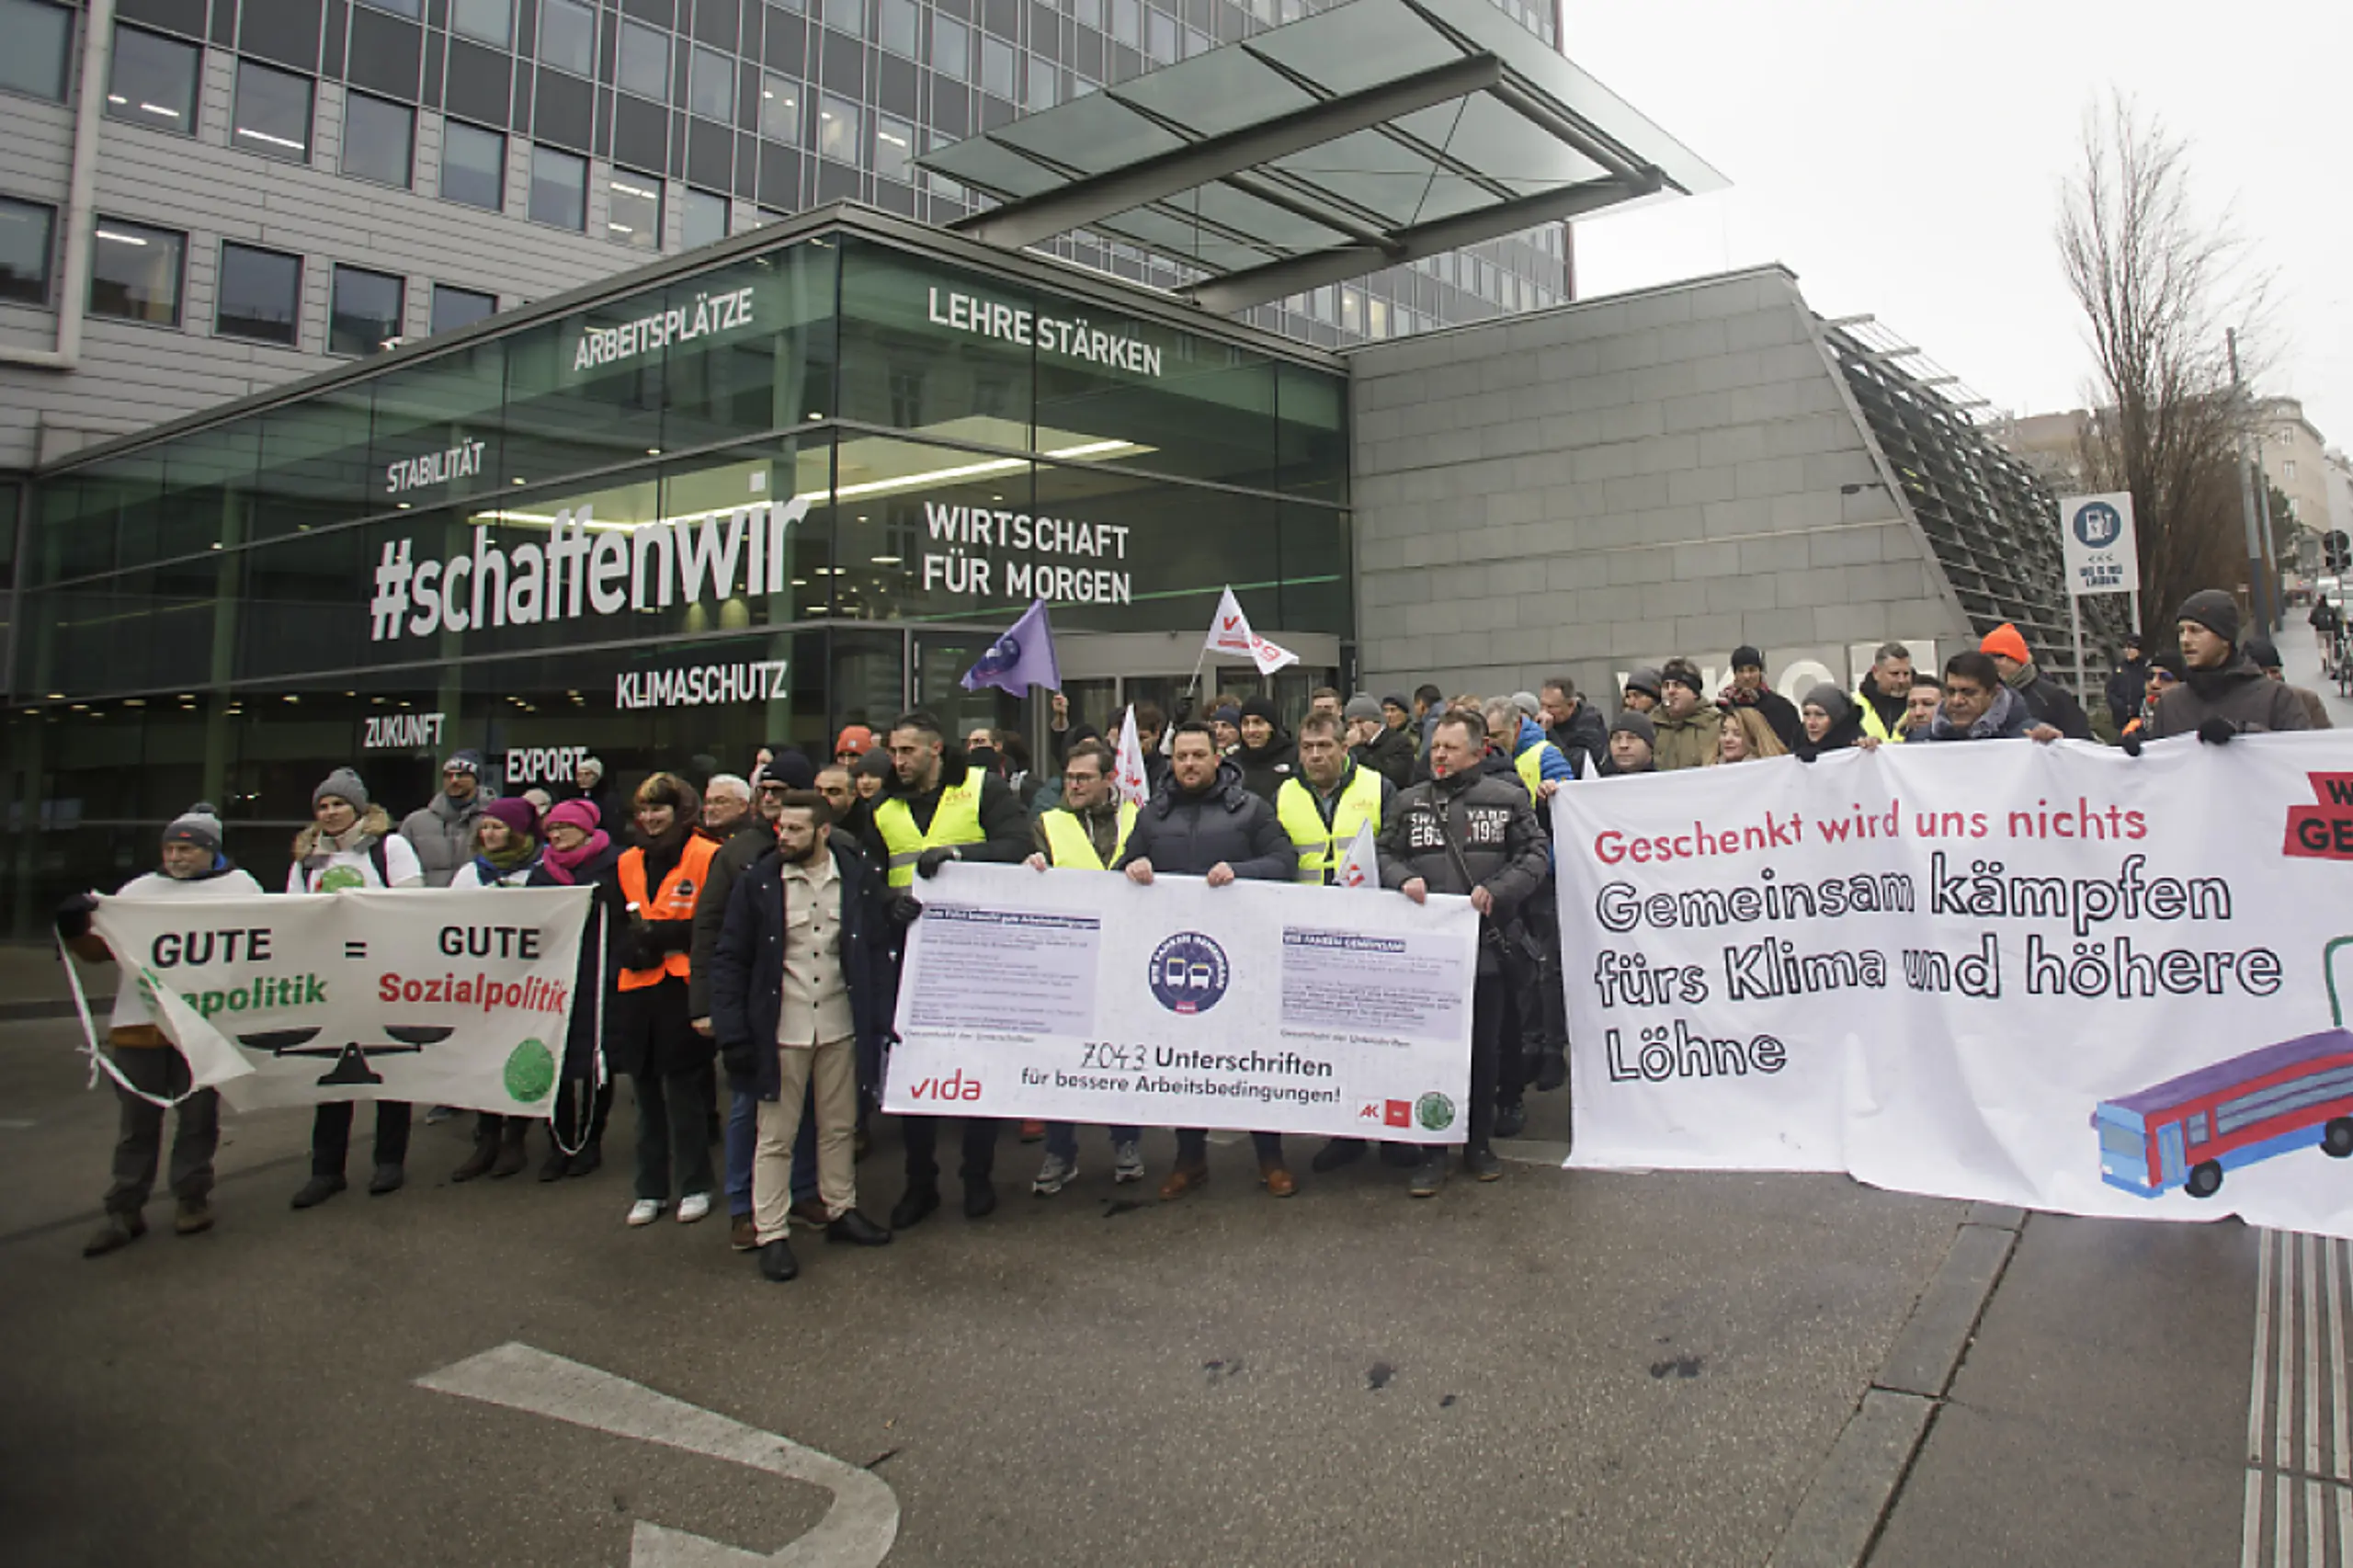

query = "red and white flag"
[[1112, 705, 1152, 807], [1205, 585, 1299, 676], [1333, 818, 1380, 889]]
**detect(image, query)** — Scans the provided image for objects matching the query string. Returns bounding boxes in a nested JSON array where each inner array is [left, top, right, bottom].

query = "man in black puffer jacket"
[[2146, 590, 2313, 741], [1115, 722, 1298, 1199], [1378, 707, 1551, 1197]]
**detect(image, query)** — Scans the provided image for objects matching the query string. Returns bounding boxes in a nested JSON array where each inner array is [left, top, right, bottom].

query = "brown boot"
[[1260, 1164, 1297, 1199], [489, 1122, 529, 1179], [1158, 1164, 1210, 1201], [174, 1198, 214, 1235]]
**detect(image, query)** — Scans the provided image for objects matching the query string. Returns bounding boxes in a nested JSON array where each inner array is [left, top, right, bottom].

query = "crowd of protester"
[[58, 588, 2330, 1277]]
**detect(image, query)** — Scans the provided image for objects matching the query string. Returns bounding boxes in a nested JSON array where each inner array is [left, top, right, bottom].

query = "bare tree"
[[2057, 93, 2271, 638]]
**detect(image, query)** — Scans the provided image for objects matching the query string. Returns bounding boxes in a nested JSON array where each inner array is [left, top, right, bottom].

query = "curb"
[[1767, 1201, 2026, 1567]]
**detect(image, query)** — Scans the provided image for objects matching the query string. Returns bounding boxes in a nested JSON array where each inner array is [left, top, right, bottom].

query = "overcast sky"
[[1561, 0, 2351, 453]]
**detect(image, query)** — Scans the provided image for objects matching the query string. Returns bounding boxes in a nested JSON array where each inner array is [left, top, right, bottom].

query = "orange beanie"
[[1981, 623, 2030, 665]]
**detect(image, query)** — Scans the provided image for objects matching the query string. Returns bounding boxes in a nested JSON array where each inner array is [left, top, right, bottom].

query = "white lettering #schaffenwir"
[[884, 863, 1479, 1142], [1549, 732, 2353, 1241], [367, 497, 806, 642]]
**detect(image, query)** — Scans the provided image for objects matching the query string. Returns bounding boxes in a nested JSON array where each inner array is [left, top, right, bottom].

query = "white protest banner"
[[85, 887, 592, 1118], [884, 863, 1479, 1141], [1552, 734, 2353, 1237], [1205, 585, 1300, 676]]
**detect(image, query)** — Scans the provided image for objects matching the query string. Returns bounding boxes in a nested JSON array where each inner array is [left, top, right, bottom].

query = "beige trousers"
[[752, 1034, 858, 1244]]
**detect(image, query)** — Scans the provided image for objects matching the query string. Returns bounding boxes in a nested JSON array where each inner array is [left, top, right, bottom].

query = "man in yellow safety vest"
[[864, 710, 1031, 1231], [1022, 739, 1144, 1196]]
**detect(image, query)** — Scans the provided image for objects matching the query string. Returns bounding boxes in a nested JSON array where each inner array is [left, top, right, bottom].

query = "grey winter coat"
[[2147, 656, 2313, 738], [1376, 769, 1551, 977], [400, 790, 486, 888], [1113, 761, 1296, 882]]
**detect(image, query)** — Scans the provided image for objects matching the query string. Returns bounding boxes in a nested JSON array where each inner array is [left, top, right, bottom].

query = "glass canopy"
[[919, 0, 1724, 312]]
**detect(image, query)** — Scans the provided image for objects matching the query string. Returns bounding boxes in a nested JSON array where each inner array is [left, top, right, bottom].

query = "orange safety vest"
[[614, 835, 719, 991]]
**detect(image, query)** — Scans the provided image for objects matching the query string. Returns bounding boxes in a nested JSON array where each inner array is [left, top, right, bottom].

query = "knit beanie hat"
[[544, 798, 601, 836], [1660, 658, 1704, 694], [1980, 623, 2031, 665], [481, 796, 540, 840], [576, 756, 605, 784], [1239, 695, 1280, 727], [162, 801, 223, 854], [1381, 692, 1410, 713], [2245, 636, 2283, 671], [1609, 710, 1656, 746], [1802, 683, 1855, 722], [2176, 589, 2241, 645], [857, 745, 895, 780], [1622, 666, 1664, 700], [757, 749, 816, 790], [1731, 645, 1765, 672], [444, 748, 483, 777], [1212, 704, 1242, 726], [1343, 694, 1385, 723], [1511, 690, 1541, 717], [314, 767, 369, 809]]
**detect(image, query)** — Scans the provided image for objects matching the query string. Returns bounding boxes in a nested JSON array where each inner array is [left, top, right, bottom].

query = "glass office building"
[[0, 206, 1349, 928]]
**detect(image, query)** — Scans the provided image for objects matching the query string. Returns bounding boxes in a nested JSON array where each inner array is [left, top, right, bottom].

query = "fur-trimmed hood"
[[292, 802, 394, 861]]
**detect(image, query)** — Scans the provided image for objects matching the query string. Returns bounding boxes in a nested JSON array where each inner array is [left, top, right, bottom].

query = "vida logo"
[[909, 1068, 983, 1102]]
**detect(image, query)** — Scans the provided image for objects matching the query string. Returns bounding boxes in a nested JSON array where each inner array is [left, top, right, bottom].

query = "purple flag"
[[959, 598, 1062, 695]]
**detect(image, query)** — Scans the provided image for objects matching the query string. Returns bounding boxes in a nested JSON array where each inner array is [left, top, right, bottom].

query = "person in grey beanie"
[[1603, 710, 1657, 775], [2144, 589, 2313, 742], [401, 748, 488, 888], [1620, 667, 1664, 715], [1795, 683, 1865, 759], [57, 805, 264, 1256], [1345, 692, 1415, 787]]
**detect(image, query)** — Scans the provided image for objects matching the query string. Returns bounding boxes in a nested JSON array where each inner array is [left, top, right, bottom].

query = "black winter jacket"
[[688, 817, 779, 1019], [529, 840, 625, 1082], [2148, 656, 2314, 738], [1547, 707, 1610, 778], [1377, 768, 1552, 977], [2007, 665, 2095, 741], [1231, 733, 1300, 803], [2105, 658, 2152, 731], [709, 839, 894, 1101], [1351, 724, 1417, 789], [1114, 761, 1296, 882]]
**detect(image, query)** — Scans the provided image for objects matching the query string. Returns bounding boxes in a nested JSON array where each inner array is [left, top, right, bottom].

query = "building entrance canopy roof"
[[919, 0, 1723, 313]]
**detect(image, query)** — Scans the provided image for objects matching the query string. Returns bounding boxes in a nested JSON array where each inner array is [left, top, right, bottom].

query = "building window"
[[688, 45, 733, 122], [451, 0, 512, 47], [440, 120, 506, 210], [89, 218, 186, 325], [529, 143, 587, 229], [329, 265, 404, 355], [107, 26, 200, 134], [540, 0, 596, 75], [1146, 9, 1176, 62], [342, 93, 415, 187], [430, 283, 497, 335], [681, 186, 726, 247], [233, 59, 313, 162], [758, 74, 800, 142], [821, 0, 864, 36], [214, 242, 302, 346], [617, 21, 669, 101], [607, 170, 661, 249], [980, 37, 1014, 100], [355, 0, 424, 17], [1026, 56, 1054, 111], [873, 114, 911, 180], [0, 196, 56, 304], [817, 94, 858, 164], [930, 15, 967, 80], [878, 0, 916, 58], [0, 0, 73, 101]]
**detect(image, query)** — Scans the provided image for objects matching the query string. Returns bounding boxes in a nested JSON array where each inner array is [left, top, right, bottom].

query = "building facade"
[[0, 0, 1568, 475], [1, 207, 1351, 930]]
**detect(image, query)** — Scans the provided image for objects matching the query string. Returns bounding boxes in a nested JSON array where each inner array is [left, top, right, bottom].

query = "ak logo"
[[1148, 932, 1230, 1015]]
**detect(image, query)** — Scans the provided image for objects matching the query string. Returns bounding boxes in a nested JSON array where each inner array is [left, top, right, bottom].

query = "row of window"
[[0, 195, 495, 352]]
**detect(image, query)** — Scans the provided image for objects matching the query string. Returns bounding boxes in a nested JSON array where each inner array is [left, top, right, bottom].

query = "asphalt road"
[[0, 1007, 2332, 1567]]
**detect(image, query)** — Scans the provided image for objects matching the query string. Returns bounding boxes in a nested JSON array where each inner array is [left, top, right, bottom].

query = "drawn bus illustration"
[[2094, 939, 2353, 1199]]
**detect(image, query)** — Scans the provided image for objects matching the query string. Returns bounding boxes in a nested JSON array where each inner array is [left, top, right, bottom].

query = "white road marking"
[[0, 1119, 36, 1130], [2244, 1232, 2353, 1566], [417, 1342, 898, 1568]]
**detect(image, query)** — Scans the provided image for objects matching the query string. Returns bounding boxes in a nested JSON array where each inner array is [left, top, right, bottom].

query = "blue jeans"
[[728, 1084, 817, 1216], [1044, 1122, 1142, 1161]]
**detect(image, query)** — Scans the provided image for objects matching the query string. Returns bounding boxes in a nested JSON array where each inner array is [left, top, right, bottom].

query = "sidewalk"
[[2277, 621, 2353, 728]]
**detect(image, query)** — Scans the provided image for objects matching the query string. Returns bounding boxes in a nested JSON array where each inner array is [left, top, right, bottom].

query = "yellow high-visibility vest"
[[872, 773, 986, 889], [1038, 803, 1136, 870], [1275, 768, 1383, 885]]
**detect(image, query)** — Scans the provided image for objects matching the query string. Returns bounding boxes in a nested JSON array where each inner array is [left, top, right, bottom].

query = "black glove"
[[721, 1043, 757, 1082], [1796, 750, 1817, 765], [889, 892, 926, 927], [2197, 718, 2236, 746], [915, 846, 960, 879], [2120, 729, 2143, 757], [53, 892, 97, 941]]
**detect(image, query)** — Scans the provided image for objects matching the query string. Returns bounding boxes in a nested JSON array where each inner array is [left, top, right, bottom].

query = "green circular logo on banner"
[[316, 865, 366, 892], [504, 1039, 556, 1103], [1415, 1092, 1456, 1131]]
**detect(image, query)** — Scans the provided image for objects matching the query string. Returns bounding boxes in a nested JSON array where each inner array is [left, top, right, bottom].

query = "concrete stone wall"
[[1347, 267, 1974, 707]]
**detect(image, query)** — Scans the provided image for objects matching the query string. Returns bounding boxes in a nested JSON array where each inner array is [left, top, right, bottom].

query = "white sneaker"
[[625, 1199, 665, 1227], [1113, 1141, 1145, 1184], [676, 1192, 712, 1224]]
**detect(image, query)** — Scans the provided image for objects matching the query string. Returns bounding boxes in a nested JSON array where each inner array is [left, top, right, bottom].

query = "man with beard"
[[1853, 642, 1916, 747], [2145, 591, 2312, 740], [1116, 722, 1298, 1199]]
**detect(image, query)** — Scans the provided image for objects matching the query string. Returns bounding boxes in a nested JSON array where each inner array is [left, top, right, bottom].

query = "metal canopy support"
[[948, 52, 1505, 250], [1183, 175, 1644, 313]]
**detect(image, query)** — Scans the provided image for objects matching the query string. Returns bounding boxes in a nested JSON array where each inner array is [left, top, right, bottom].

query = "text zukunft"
[[368, 499, 806, 642]]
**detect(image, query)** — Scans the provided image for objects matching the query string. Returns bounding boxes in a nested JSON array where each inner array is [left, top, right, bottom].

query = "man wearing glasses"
[[400, 749, 488, 889]]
